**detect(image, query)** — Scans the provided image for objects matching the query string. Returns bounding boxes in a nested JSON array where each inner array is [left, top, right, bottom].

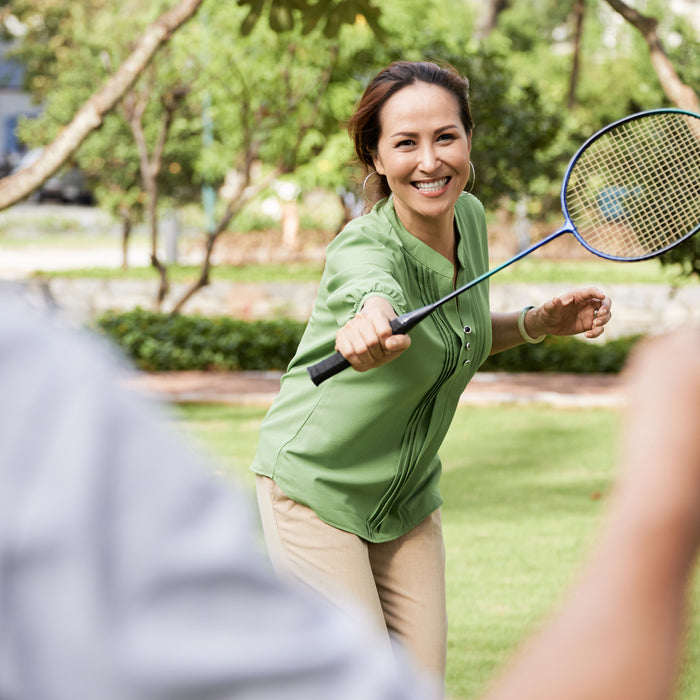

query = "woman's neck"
[[396, 207, 456, 265]]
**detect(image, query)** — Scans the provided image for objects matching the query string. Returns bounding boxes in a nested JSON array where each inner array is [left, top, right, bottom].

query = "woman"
[[251, 61, 612, 687]]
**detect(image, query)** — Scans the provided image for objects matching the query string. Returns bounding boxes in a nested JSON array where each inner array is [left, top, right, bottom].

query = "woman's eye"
[[396, 139, 414, 148], [438, 133, 456, 142]]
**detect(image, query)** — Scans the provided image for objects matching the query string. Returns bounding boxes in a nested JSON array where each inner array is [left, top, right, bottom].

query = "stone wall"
[[12, 277, 700, 340]]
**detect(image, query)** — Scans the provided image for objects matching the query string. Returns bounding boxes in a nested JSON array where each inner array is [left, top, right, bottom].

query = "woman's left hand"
[[529, 287, 612, 339]]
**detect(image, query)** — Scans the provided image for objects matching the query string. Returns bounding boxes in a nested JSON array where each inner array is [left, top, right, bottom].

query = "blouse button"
[[463, 325, 472, 334], [463, 359, 471, 366]]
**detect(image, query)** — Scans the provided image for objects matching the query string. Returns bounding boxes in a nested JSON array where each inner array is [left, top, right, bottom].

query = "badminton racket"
[[308, 108, 700, 385]]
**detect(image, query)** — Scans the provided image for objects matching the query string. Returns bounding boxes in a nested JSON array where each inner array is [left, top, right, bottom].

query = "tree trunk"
[[567, 0, 586, 110], [281, 200, 300, 250], [0, 0, 205, 211], [120, 208, 132, 270], [170, 231, 217, 314], [476, 0, 510, 40], [604, 0, 699, 112]]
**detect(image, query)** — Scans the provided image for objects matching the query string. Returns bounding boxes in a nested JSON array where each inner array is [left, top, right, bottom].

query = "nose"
[[418, 143, 439, 172]]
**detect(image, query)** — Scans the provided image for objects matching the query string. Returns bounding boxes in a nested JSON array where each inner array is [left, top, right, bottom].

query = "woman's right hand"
[[335, 296, 411, 372]]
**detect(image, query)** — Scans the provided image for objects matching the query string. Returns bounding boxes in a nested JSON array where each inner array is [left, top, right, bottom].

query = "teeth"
[[414, 178, 448, 192]]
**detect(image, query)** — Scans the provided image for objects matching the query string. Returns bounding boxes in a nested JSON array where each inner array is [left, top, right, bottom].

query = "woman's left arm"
[[490, 287, 612, 355]]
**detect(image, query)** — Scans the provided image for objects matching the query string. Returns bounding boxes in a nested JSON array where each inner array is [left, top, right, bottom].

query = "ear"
[[371, 151, 384, 176]]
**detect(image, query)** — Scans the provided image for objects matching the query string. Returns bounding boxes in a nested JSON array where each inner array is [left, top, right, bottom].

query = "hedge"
[[480, 333, 641, 374], [95, 308, 642, 374], [95, 308, 307, 372]]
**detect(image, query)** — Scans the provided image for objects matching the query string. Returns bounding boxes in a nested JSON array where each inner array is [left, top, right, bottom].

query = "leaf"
[[335, 0, 359, 26], [269, 1, 294, 32], [240, 0, 266, 36], [322, 10, 341, 38]]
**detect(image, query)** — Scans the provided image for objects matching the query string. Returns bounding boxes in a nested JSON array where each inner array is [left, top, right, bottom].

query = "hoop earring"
[[466, 161, 476, 193], [362, 170, 380, 203]]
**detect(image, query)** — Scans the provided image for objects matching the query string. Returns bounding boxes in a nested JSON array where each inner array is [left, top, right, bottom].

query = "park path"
[[126, 369, 625, 408]]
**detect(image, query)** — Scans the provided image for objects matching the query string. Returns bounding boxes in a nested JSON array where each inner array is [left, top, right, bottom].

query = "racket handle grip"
[[307, 351, 351, 386], [306, 316, 413, 386], [306, 306, 432, 386]]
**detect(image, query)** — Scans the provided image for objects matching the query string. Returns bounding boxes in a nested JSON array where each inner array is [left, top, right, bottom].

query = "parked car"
[[12, 148, 94, 205]]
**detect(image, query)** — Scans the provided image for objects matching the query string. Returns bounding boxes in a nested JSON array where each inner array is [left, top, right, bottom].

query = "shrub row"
[[95, 308, 306, 372], [95, 308, 641, 374], [480, 333, 641, 374]]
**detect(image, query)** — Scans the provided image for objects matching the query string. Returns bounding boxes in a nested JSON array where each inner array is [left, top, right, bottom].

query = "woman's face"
[[372, 82, 471, 236]]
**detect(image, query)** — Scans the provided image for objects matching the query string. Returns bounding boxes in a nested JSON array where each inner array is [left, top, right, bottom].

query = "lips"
[[412, 177, 450, 192]]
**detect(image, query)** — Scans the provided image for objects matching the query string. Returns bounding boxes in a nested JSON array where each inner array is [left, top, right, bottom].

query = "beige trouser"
[[255, 474, 448, 682]]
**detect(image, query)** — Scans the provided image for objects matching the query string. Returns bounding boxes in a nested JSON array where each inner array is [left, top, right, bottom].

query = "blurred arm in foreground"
[[484, 329, 700, 700]]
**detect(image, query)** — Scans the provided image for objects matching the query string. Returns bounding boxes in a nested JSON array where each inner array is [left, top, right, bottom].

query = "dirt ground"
[[127, 370, 625, 408], [181, 214, 592, 268]]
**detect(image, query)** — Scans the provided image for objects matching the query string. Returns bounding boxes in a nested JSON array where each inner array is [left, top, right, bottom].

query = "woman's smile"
[[412, 176, 451, 194]]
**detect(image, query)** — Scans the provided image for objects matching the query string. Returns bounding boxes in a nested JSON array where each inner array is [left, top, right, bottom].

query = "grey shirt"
[[0, 294, 437, 700]]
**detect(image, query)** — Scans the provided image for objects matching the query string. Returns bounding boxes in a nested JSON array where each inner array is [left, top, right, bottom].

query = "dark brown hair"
[[348, 61, 473, 202]]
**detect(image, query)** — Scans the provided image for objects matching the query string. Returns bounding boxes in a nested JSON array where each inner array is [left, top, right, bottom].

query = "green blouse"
[[251, 193, 492, 542]]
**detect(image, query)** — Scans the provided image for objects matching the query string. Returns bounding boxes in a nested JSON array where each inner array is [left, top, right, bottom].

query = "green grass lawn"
[[173, 401, 699, 700], [26, 256, 691, 286], [3, 218, 689, 288], [31, 261, 325, 283]]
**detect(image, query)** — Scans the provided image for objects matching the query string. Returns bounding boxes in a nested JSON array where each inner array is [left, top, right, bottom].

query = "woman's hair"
[[348, 61, 473, 202]]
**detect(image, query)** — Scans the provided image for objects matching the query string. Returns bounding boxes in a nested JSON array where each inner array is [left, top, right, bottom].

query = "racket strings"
[[565, 112, 700, 259]]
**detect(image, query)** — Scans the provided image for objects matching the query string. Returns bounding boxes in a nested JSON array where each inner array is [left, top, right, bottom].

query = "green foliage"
[[659, 232, 700, 280], [95, 308, 306, 371], [481, 333, 641, 374], [7, 0, 698, 278], [12, 1, 204, 222], [450, 45, 564, 206], [235, 0, 384, 38]]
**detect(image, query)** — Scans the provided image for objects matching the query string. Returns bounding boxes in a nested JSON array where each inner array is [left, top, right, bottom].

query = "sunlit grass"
[[25, 256, 691, 286], [30, 261, 325, 283], [491, 256, 691, 286], [172, 400, 699, 700]]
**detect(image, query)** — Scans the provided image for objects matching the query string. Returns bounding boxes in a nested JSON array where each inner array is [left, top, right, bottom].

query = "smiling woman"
[[250, 60, 613, 695]]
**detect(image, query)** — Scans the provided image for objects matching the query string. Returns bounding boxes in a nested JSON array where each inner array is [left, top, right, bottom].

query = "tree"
[[0, 0, 206, 210], [602, 0, 699, 280], [170, 11, 345, 312], [475, 0, 509, 40], [0, 0, 384, 211], [123, 60, 192, 303], [13, 1, 206, 288], [566, 0, 586, 109]]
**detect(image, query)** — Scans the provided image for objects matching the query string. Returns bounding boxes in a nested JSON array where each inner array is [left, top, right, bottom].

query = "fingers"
[[544, 288, 612, 339], [586, 293, 612, 338], [335, 301, 411, 372]]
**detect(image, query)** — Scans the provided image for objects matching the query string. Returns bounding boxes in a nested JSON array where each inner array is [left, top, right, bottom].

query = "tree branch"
[[604, 0, 699, 112]]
